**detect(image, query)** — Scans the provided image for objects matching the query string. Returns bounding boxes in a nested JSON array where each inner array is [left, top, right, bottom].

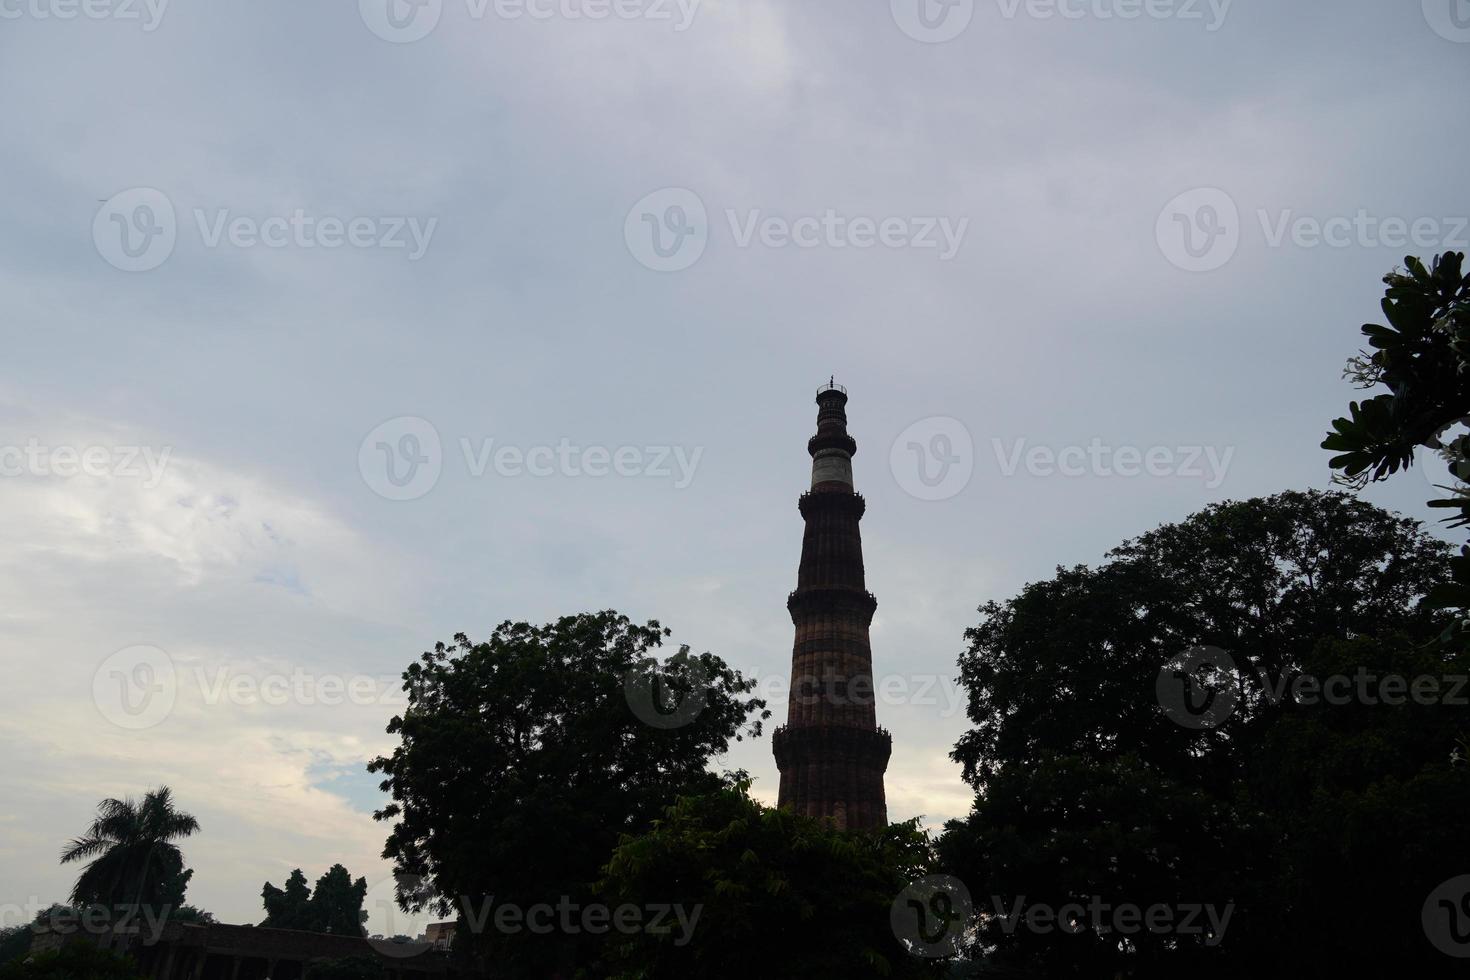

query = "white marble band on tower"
[[811, 448, 853, 487]]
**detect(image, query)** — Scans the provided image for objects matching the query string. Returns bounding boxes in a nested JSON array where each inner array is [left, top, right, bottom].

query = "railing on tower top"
[[817, 381, 848, 396]]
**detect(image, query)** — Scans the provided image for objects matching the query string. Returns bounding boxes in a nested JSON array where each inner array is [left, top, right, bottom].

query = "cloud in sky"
[[2, 0, 1467, 928]]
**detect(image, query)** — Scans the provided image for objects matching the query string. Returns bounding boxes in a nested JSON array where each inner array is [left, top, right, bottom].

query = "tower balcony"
[[771, 723, 892, 772], [798, 490, 866, 518], [808, 431, 858, 457], [787, 586, 878, 620]]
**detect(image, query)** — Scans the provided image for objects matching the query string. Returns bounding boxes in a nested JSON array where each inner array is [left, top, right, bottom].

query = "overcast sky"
[[2, 0, 1467, 935]]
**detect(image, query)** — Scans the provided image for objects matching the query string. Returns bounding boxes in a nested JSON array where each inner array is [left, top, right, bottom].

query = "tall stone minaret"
[[772, 381, 891, 830]]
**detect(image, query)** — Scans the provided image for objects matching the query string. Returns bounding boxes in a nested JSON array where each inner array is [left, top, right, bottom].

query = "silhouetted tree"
[[0, 943, 144, 980], [939, 491, 1468, 977], [368, 610, 767, 977], [60, 787, 200, 917], [302, 956, 383, 980], [0, 922, 36, 965], [261, 866, 367, 936], [261, 869, 314, 931], [596, 780, 946, 979], [309, 866, 369, 936], [1323, 251, 1470, 628]]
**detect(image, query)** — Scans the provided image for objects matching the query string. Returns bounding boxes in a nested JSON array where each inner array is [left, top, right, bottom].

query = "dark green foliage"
[[0, 909, 82, 967], [0, 944, 145, 980], [261, 866, 368, 936], [1323, 252, 1470, 622], [0, 927, 32, 966], [368, 611, 767, 977], [1322, 252, 1470, 490], [952, 490, 1449, 789], [309, 867, 369, 937], [596, 781, 946, 979], [302, 956, 384, 980], [262, 870, 313, 930], [940, 491, 1468, 977]]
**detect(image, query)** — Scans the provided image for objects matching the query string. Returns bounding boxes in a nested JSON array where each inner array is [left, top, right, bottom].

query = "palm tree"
[[60, 786, 201, 914]]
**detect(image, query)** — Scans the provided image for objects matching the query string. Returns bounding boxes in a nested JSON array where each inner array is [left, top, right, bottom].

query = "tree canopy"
[[1323, 251, 1470, 622], [0, 944, 145, 980], [59, 787, 200, 916], [261, 865, 368, 936], [367, 610, 767, 976], [940, 490, 1468, 976], [596, 780, 946, 979]]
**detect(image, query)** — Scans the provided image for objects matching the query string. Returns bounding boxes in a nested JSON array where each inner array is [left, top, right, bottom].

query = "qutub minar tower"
[[772, 380, 891, 831]]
